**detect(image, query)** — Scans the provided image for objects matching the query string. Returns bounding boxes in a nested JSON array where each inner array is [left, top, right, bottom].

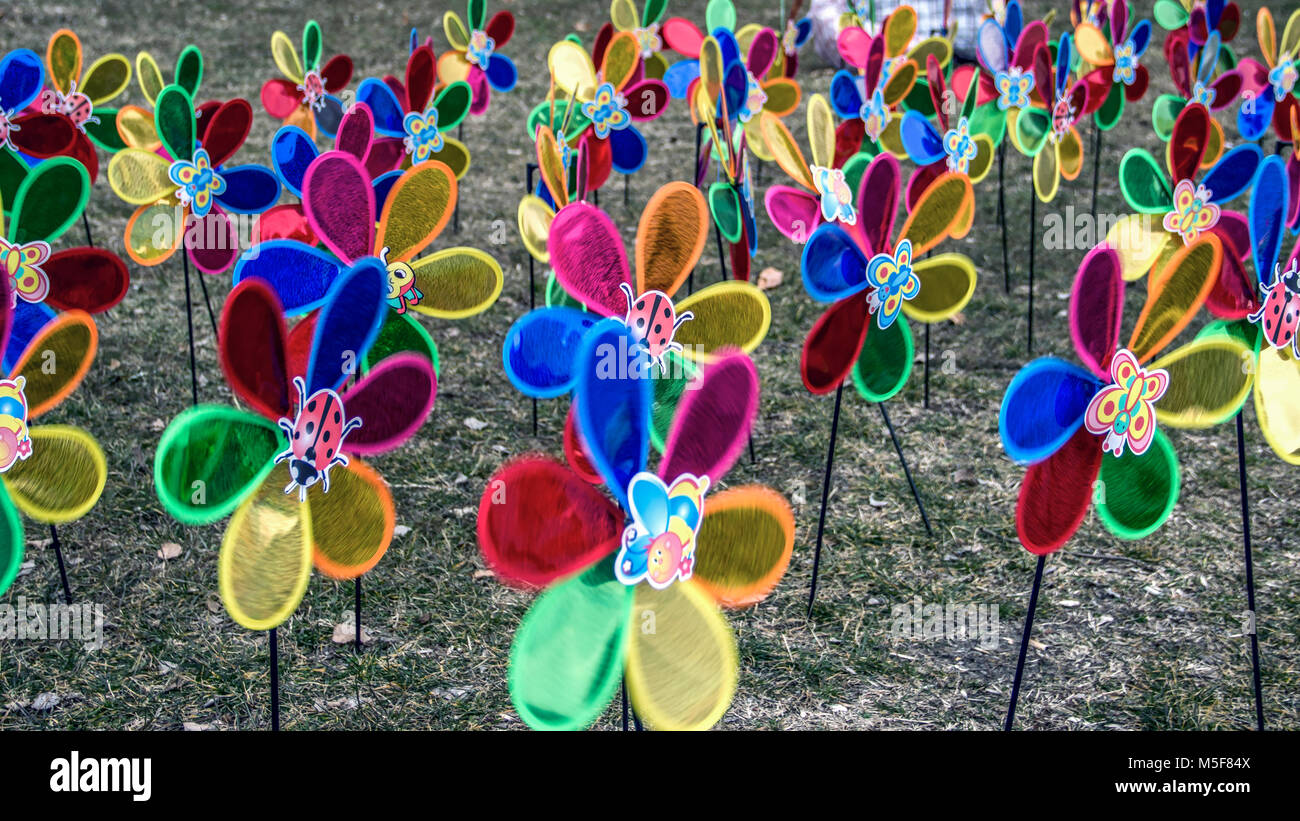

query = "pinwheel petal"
[[636, 181, 708, 298], [233, 240, 345, 314], [270, 126, 317, 197], [216, 165, 282, 214], [672, 281, 771, 361], [856, 152, 900, 256], [306, 458, 394, 579], [1000, 358, 1102, 465], [2, 425, 105, 524], [340, 354, 436, 454], [659, 351, 757, 485], [801, 296, 869, 395], [1150, 336, 1252, 428], [303, 151, 375, 265], [509, 561, 632, 730], [375, 160, 457, 262], [307, 259, 387, 393], [154, 406, 285, 525], [1015, 426, 1102, 555], [13, 310, 95, 419], [1096, 430, 1178, 540], [363, 309, 439, 375], [626, 579, 737, 731], [0, 48, 44, 112], [0, 482, 21, 597], [123, 201, 180, 267], [518, 194, 555, 263], [1255, 345, 1300, 464], [574, 319, 651, 509], [400, 247, 502, 319], [155, 85, 196, 163], [1128, 235, 1220, 361], [1070, 244, 1125, 378], [609, 124, 649, 174], [1202, 144, 1262, 204], [220, 279, 291, 420], [202, 99, 252, 169], [1032, 143, 1060, 202], [548, 202, 631, 316], [690, 486, 794, 608], [851, 315, 913, 402], [185, 207, 240, 275], [902, 253, 976, 322], [218, 466, 312, 631], [828, 69, 865, 119], [1105, 214, 1176, 281], [765, 185, 820, 242], [8, 156, 87, 244], [897, 172, 974, 253], [42, 248, 129, 314], [899, 110, 945, 167], [1251, 155, 1288, 284], [502, 307, 597, 398]]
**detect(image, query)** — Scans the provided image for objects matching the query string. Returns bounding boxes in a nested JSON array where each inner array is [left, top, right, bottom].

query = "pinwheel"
[[662, 5, 800, 162], [356, 44, 474, 179], [479, 327, 793, 731], [761, 94, 867, 243], [958, 2, 1049, 146], [1151, 29, 1242, 160], [232, 152, 502, 354], [437, 0, 517, 116], [107, 84, 280, 273], [800, 156, 976, 608], [1073, 0, 1152, 131], [999, 233, 1252, 728], [900, 57, 999, 202], [1007, 33, 1094, 204], [1, 157, 128, 333], [260, 20, 353, 140], [1236, 8, 1300, 144], [609, 0, 673, 79], [826, 5, 922, 173], [505, 181, 770, 451], [0, 50, 79, 206], [113, 46, 204, 160], [1114, 104, 1260, 307], [775, 14, 813, 80], [1153, 0, 1241, 55], [0, 266, 106, 600], [537, 29, 670, 193], [154, 266, 437, 731]]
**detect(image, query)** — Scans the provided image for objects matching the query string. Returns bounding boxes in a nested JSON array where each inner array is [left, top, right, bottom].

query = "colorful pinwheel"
[[1, 157, 128, 328], [1237, 8, 1300, 144], [154, 267, 437, 629], [479, 330, 793, 730], [0, 268, 106, 598], [1153, 0, 1241, 54], [505, 181, 770, 449], [233, 151, 501, 335], [0, 48, 81, 183], [517, 123, 577, 266], [437, 0, 517, 116], [950, 4, 1050, 156], [762, 94, 866, 242], [609, 0, 673, 79], [26, 30, 132, 173], [799, 154, 976, 400], [900, 56, 999, 200], [1073, 0, 1152, 130], [260, 20, 353, 140], [112, 46, 204, 160], [107, 85, 280, 272], [999, 234, 1251, 551], [1114, 104, 1260, 303], [1007, 33, 1092, 203], [356, 45, 474, 179], [1151, 29, 1243, 161]]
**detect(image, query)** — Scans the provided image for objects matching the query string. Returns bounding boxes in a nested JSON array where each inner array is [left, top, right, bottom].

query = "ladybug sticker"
[[40, 82, 98, 132], [1249, 261, 1300, 358], [298, 68, 326, 111], [619, 283, 693, 373], [274, 376, 363, 502]]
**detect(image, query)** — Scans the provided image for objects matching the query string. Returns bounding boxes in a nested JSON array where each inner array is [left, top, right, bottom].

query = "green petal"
[[85, 107, 128, 152], [303, 20, 322, 72], [1094, 81, 1125, 131], [155, 84, 196, 164], [1151, 94, 1185, 142], [708, 181, 742, 244], [0, 482, 23, 597], [1154, 0, 1190, 31], [8, 156, 88, 245], [154, 405, 284, 526], [706, 0, 736, 33], [175, 45, 204, 96], [435, 81, 473, 132], [508, 561, 633, 730], [1096, 430, 1179, 540], [363, 310, 440, 377], [970, 103, 1007, 146], [1119, 149, 1173, 213], [851, 315, 913, 402], [650, 351, 698, 453], [1014, 106, 1051, 156]]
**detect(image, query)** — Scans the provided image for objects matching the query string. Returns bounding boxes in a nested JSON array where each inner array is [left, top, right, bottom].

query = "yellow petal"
[[431, 136, 471, 179], [13, 311, 96, 419], [601, 31, 640, 92], [376, 161, 455, 261], [1128, 235, 1220, 361], [116, 105, 160, 151], [46, 29, 82, 95], [82, 54, 132, 107], [409, 247, 503, 318], [884, 6, 918, 56], [1106, 215, 1176, 281], [807, 93, 836, 171], [672, 281, 771, 362], [1151, 337, 1253, 428], [549, 39, 599, 102], [902, 253, 977, 322], [1058, 127, 1084, 180], [908, 37, 952, 70], [124, 201, 181, 267], [517, 195, 555, 264], [691, 486, 794, 608], [1074, 23, 1115, 65], [135, 51, 163, 105], [271, 30, 303, 83], [611, 0, 638, 31], [108, 148, 175, 204], [219, 466, 313, 631], [1033, 142, 1060, 202], [898, 172, 974, 255], [443, 11, 470, 51], [2, 425, 105, 524], [1255, 345, 1300, 464], [308, 459, 393, 579], [761, 112, 814, 190]]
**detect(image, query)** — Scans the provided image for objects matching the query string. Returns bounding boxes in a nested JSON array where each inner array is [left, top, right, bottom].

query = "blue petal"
[[372, 169, 402, 221], [0, 49, 44, 113], [271, 126, 317, 197], [1005, 1, 1023, 46], [486, 53, 518, 93], [534, 177, 557, 210], [1237, 93, 1275, 142], [357, 77, 406, 137], [1203, 144, 1262, 204], [215, 165, 282, 213], [313, 94, 346, 138], [1055, 34, 1071, 98], [795, 18, 813, 47], [307, 258, 388, 394], [663, 59, 700, 99], [501, 307, 598, 398], [232, 240, 344, 315], [1250, 155, 1288, 287], [830, 70, 865, 119], [977, 19, 1009, 74], [999, 357, 1102, 465], [900, 110, 945, 166], [574, 318, 651, 511], [802, 223, 869, 302], [1131, 19, 1151, 57], [609, 126, 648, 174], [713, 28, 741, 67], [3, 298, 55, 374], [409, 28, 419, 53]]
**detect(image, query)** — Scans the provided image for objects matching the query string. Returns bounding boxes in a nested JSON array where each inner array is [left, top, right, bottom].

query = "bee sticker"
[[619, 283, 692, 373], [1249, 261, 1300, 358], [812, 165, 856, 225], [1083, 348, 1169, 457], [0, 376, 32, 473], [616, 471, 709, 589], [381, 246, 424, 314], [274, 377, 363, 502], [0, 238, 52, 307]]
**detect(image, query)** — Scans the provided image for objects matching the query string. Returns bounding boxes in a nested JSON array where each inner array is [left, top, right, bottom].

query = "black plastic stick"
[[181, 250, 199, 406], [1235, 411, 1265, 730], [1027, 192, 1036, 355], [1005, 554, 1046, 730], [879, 401, 932, 536], [999, 141, 1009, 293], [50, 524, 72, 604], [806, 382, 844, 618]]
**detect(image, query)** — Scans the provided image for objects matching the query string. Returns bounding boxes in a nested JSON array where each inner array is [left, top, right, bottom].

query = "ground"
[[0, 0, 1296, 731]]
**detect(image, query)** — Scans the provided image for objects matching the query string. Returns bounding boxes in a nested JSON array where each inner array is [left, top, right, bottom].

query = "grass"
[[0, 0, 1296, 730]]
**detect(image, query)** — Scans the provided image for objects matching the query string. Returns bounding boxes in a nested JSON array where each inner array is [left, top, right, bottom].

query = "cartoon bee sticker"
[[618, 283, 693, 373], [274, 376, 363, 502], [616, 471, 710, 589], [812, 165, 857, 225], [381, 246, 424, 314], [0, 376, 32, 473]]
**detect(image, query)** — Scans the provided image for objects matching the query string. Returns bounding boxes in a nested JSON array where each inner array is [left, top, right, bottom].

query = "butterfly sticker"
[[865, 238, 920, 330], [739, 72, 768, 123], [995, 67, 1034, 110], [168, 147, 226, 219], [1162, 179, 1220, 244], [0, 238, 51, 307], [1191, 81, 1216, 107], [1083, 348, 1169, 457], [942, 117, 979, 175], [581, 81, 631, 139], [402, 106, 444, 161], [1270, 58, 1298, 102], [466, 29, 495, 68], [861, 88, 890, 142], [615, 471, 710, 589], [1112, 37, 1145, 87], [812, 165, 856, 225], [635, 23, 663, 59]]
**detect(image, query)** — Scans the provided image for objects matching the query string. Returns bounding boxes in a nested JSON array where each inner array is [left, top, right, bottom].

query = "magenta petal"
[[764, 185, 821, 242], [187, 206, 240, 274], [1069, 244, 1124, 378], [335, 104, 375, 164], [547, 202, 630, 316], [303, 151, 375, 265], [342, 353, 437, 454], [468, 66, 491, 116], [659, 350, 758, 486]]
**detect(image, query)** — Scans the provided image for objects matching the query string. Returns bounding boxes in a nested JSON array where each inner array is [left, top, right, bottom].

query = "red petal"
[[485, 10, 515, 48], [405, 45, 437, 113], [1016, 427, 1101, 555], [42, 248, 129, 313], [8, 113, 76, 158], [564, 401, 603, 484], [202, 99, 252, 168], [261, 78, 302, 120], [258, 204, 316, 244], [321, 54, 354, 93], [801, 296, 870, 395], [219, 278, 292, 420]]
